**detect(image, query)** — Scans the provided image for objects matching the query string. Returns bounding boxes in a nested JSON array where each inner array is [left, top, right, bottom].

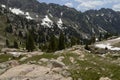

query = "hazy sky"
[[38, 0, 120, 11]]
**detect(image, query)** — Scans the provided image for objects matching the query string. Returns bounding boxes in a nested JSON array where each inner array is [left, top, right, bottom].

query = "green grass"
[[0, 54, 13, 63], [21, 53, 59, 64], [67, 52, 120, 80]]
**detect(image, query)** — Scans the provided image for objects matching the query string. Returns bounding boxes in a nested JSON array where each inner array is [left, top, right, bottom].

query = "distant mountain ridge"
[[0, 0, 120, 42]]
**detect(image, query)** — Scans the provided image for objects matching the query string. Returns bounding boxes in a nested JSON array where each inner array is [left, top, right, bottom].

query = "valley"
[[0, 0, 120, 80]]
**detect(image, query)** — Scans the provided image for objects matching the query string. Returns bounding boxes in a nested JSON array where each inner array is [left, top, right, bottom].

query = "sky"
[[38, 0, 120, 12]]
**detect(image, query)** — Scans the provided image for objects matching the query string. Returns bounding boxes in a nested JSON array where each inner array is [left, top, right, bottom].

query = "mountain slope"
[[0, 0, 120, 45]]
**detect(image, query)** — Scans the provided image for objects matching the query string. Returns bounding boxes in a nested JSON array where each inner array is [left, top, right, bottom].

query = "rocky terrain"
[[0, 0, 120, 80], [0, 43, 120, 80]]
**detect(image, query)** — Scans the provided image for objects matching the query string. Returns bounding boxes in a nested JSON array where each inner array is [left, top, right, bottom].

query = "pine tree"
[[58, 33, 65, 50], [90, 35, 96, 44], [99, 33, 102, 41], [49, 34, 58, 52], [84, 43, 90, 50], [26, 31, 35, 52], [71, 36, 78, 46], [6, 39, 9, 47], [13, 40, 19, 49]]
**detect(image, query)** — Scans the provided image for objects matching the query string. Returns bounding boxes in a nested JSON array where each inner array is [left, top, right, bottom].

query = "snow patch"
[[36, 15, 39, 18], [26, 16, 33, 20], [49, 13, 53, 17], [10, 8, 24, 15], [1, 4, 6, 8], [61, 12, 63, 16], [41, 15, 53, 28], [57, 18, 63, 29], [92, 28, 95, 33], [25, 12, 33, 20], [96, 14, 99, 16], [25, 12, 29, 16], [98, 26, 107, 33], [95, 43, 120, 51], [101, 13, 104, 16], [9, 8, 33, 20]]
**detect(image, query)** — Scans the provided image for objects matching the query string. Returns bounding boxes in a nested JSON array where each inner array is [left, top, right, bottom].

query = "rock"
[[1, 48, 18, 53], [29, 51, 43, 56], [19, 57, 28, 62], [72, 50, 85, 58], [26, 54, 32, 58], [8, 60, 19, 67], [0, 69, 6, 75], [29, 61, 37, 64], [0, 64, 7, 69], [69, 57, 74, 63], [52, 67, 63, 73], [54, 50, 64, 54], [40, 58, 49, 62], [50, 59, 65, 68], [0, 64, 69, 80], [99, 77, 111, 80], [61, 70, 71, 77], [57, 56, 65, 62]]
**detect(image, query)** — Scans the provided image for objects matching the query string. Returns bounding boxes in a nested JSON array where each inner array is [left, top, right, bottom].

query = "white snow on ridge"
[[36, 15, 39, 18], [57, 18, 63, 29], [1, 4, 6, 8], [10, 8, 24, 15], [9, 8, 33, 20], [25, 12, 29, 16], [26, 16, 33, 20], [41, 15, 53, 28], [25, 12, 33, 20], [61, 12, 63, 16], [49, 13, 53, 18], [92, 28, 95, 33]]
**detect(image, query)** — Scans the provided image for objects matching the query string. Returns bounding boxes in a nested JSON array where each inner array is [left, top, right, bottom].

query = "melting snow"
[[95, 44, 120, 50], [57, 18, 63, 29], [25, 12, 29, 16], [36, 15, 39, 18], [101, 13, 104, 16], [41, 15, 53, 28], [61, 12, 63, 16], [92, 28, 95, 33], [25, 12, 33, 20], [9, 8, 33, 20], [26, 16, 33, 20], [10, 8, 24, 15], [95, 37, 120, 51], [49, 13, 53, 17], [1, 4, 6, 8]]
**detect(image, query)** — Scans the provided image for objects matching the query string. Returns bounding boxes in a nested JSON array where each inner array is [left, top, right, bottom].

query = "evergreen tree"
[[26, 31, 35, 52], [49, 34, 58, 52], [71, 36, 78, 46], [84, 43, 90, 50], [58, 33, 65, 50], [13, 40, 19, 49], [90, 35, 96, 44], [99, 33, 102, 41], [5, 24, 13, 33], [6, 39, 9, 47]]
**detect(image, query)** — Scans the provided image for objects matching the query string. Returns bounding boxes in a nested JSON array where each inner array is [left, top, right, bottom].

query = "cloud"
[[74, 0, 120, 11], [65, 2, 73, 7], [112, 4, 120, 11], [76, 1, 104, 11]]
